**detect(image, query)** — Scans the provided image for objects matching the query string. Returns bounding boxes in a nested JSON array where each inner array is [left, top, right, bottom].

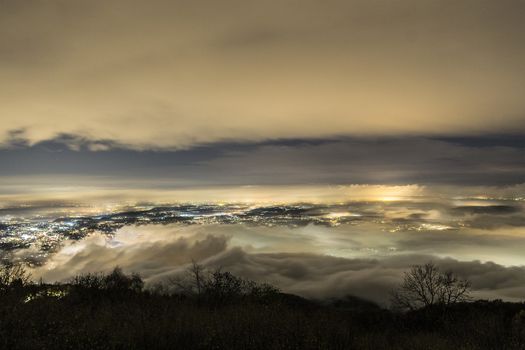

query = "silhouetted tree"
[[70, 267, 144, 296], [103, 267, 144, 293], [0, 262, 31, 294], [391, 262, 471, 311], [169, 261, 279, 301], [169, 260, 206, 296], [71, 272, 104, 290]]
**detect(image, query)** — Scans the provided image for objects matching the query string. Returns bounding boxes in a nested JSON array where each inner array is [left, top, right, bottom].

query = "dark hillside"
[[0, 267, 524, 350]]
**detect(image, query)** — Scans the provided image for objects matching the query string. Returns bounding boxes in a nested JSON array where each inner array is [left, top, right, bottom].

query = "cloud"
[[193, 138, 525, 185], [30, 225, 230, 282], [1, 0, 525, 149], [0, 137, 524, 187], [207, 251, 525, 302], [29, 222, 525, 304]]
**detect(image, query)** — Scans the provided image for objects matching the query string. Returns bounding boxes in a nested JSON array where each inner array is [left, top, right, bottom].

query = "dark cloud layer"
[[0, 136, 524, 187]]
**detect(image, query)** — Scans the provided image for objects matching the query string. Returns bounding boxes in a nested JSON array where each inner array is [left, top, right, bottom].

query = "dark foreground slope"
[[1, 272, 525, 349]]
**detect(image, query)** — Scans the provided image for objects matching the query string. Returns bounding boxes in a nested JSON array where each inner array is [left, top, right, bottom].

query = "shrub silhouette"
[[69, 267, 144, 303], [103, 267, 144, 293]]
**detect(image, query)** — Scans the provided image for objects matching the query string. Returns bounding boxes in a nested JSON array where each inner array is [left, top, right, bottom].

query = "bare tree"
[[439, 270, 471, 305], [169, 260, 207, 296], [391, 262, 471, 311], [0, 262, 32, 293], [167, 261, 279, 300]]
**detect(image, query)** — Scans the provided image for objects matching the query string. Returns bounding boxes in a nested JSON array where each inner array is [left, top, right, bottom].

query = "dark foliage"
[[0, 264, 524, 349]]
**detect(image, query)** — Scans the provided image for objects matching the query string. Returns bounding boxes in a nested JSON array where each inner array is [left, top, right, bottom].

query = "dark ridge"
[[1, 266, 525, 349]]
